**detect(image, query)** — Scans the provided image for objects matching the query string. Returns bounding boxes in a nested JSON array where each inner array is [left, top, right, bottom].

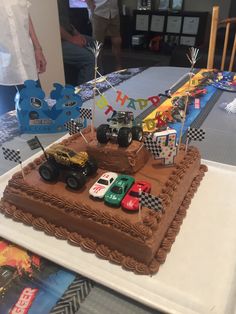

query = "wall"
[[184, 0, 231, 19], [123, 0, 231, 18], [30, 0, 65, 95]]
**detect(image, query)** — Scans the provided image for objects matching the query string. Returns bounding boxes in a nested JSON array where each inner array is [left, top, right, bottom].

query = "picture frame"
[[137, 0, 152, 11], [166, 16, 182, 33], [135, 14, 149, 31], [150, 15, 165, 32], [182, 17, 200, 35], [180, 36, 196, 46], [158, 0, 170, 10], [171, 0, 183, 11]]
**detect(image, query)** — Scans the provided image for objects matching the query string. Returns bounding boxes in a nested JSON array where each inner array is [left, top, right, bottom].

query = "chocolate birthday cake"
[[0, 128, 207, 275]]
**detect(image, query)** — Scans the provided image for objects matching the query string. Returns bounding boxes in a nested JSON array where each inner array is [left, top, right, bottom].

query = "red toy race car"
[[121, 181, 151, 211]]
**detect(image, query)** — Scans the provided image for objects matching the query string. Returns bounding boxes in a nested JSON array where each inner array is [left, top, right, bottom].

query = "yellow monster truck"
[[39, 144, 97, 190]]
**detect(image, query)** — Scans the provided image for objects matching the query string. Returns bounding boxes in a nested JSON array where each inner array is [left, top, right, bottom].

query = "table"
[[1, 67, 236, 314]]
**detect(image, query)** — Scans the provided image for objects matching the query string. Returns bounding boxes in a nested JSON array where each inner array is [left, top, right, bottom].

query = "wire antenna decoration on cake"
[[178, 47, 199, 148], [2, 147, 25, 179], [88, 41, 103, 136]]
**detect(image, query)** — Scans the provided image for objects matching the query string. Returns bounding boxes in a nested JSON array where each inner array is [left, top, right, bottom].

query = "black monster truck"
[[96, 111, 143, 147]]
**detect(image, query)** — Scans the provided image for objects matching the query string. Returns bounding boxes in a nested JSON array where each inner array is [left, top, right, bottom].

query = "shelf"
[[133, 10, 209, 47]]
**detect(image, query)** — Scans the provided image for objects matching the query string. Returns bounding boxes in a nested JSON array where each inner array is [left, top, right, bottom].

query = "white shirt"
[[0, 0, 38, 86], [93, 0, 119, 19]]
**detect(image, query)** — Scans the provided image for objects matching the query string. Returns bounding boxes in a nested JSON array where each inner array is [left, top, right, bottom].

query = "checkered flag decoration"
[[140, 191, 163, 212], [80, 108, 92, 120], [187, 127, 205, 142], [64, 119, 81, 135], [143, 135, 162, 158], [27, 136, 42, 150], [2, 147, 22, 164]]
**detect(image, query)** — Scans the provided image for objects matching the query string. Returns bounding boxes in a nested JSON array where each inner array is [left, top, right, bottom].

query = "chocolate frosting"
[[0, 130, 207, 275]]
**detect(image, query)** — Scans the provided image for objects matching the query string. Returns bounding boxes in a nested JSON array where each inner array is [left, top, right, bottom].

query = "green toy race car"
[[104, 174, 135, 207]]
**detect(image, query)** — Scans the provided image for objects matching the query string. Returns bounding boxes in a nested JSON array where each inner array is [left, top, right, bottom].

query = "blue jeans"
[[62, 36, 95, 85], [0, 85, 23, 116], [0, 81, 40, 116]]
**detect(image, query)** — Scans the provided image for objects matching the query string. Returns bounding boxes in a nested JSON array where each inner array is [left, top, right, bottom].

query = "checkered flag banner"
[[140, 191, 163, 212], [80, 108, 92, 120], [64, 119, 81, 135], [187, 127, 205, 141], [143, 134, 162, 158], [2, 147, 22, 164]]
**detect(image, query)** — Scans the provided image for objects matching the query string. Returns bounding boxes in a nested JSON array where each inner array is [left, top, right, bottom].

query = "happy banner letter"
[[136, 99, 148, 110], [126, 98, 136, 110], [116, 90, 129, 107], [105, 105, 115, 115], [148, 96, 160, 107], [96, 95, 109, 109]]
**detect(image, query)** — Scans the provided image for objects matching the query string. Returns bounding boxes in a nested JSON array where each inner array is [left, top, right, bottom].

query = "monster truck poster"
[[0, 238, 91, 314]]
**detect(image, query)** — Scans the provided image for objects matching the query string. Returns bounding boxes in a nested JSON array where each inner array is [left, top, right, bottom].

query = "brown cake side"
[[0, 131, 207, 275]]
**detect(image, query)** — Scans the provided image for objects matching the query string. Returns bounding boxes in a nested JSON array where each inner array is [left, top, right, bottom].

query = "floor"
[[102, 47, 171, 74]]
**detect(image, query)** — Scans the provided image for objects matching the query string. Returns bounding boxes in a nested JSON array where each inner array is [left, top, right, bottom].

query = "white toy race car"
[[89, 172, 118, 199]]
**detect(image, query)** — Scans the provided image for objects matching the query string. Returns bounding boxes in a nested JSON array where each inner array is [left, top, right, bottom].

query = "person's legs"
[[61, 40, 95, 85], [111, 36, 122, 70], [109, 15, 122, 70], [92, 14, 108, 43]]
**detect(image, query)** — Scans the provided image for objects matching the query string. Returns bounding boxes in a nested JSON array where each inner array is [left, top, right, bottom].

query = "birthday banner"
[[95, 92, 161, 116], [94, 69, 220, 141]]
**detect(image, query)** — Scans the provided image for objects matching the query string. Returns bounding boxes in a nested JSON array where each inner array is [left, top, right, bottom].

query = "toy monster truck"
[[96, 111, 143, 147], [39, 144, 97, 190]]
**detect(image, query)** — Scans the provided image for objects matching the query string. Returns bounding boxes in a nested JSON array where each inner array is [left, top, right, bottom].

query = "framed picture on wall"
[[158, 0, 169, 10], [180, 36, 196, 46], [137, 0, 152, 10], [182, 17, 200, 35], [166, 16, 182, 33], [135, 14, 149, 31], [171, 0, 183, 11], [150, 15, 165, 32]]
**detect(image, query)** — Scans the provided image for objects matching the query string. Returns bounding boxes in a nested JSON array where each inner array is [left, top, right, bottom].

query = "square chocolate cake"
[[0, 129, 207, 275]]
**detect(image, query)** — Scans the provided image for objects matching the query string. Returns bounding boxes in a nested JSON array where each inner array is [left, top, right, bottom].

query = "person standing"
[[0, 0, 47, 116], [57, 0, 95, 85], [86, 0, 122, 71]]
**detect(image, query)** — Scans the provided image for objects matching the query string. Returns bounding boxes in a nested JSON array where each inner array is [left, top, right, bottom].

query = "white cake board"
[[0, 158, 236, 314]]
